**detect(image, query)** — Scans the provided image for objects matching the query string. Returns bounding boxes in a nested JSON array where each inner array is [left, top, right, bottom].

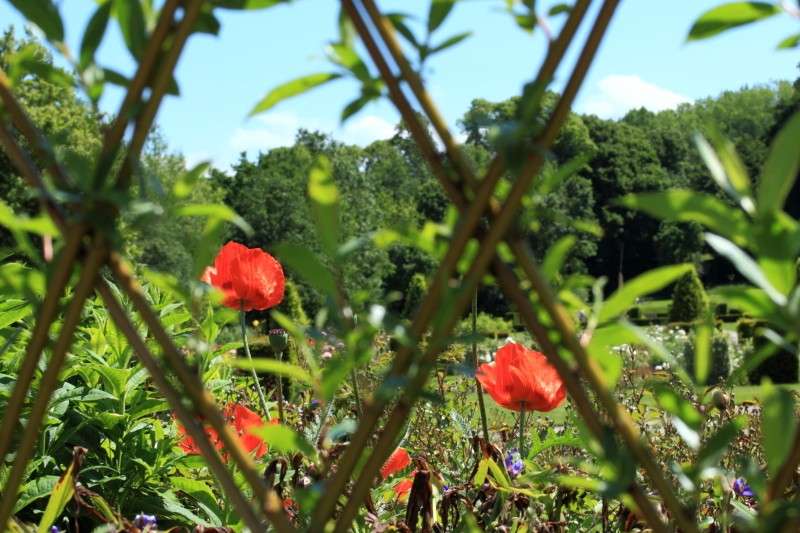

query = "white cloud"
[[227, 111, 395, 156], [579, 75, 694, 119]]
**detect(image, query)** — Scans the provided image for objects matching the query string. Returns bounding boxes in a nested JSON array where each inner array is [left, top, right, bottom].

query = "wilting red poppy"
[[381, 447, 412, 480], [476, 343, 566, 412], [202, 242, 285, 311], [392, 470, 418, 499], [175, 402, 278, 460]]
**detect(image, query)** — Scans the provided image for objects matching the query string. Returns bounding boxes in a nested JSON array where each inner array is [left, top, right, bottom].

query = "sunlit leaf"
[[429, 31, 472, 54], [309, 155, 340, 258], [762, 380, 797, 477], [213, 0, 290, 9], [229, 357, 313, 384], [114, 0, 147, 59], [8, 0, 64, 43], [274, 243, 337, 297], [248, 424, 317, 459], [250, 73, 342, 116], [757, 110, 800, 220], [428, 0, 457, 33], [687, 2, 781, 41], [599, 264, 692, 324], [79, 2, 112, 69]]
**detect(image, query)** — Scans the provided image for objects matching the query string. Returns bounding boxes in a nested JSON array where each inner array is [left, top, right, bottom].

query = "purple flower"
[[505, 449, 524, 476], [134, 514, 157, 529], [733, 478, 754, 498], [51, 527, 59, 533]]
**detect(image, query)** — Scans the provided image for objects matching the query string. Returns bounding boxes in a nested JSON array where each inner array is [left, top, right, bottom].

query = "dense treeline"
[[2, 29, 798, 322]]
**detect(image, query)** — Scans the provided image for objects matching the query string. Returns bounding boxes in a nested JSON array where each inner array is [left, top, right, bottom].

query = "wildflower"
[[202, 242, 285, 311], [476, 343, 566, 412], [174, 403, 278, 460], [133, 514, 157, 529], [392, 469, 418, 499], [381, 447, 412, 479], [505, 448, 524, 476], [733, 478, 754, 498]]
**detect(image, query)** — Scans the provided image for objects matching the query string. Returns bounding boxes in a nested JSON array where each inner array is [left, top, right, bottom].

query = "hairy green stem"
[[473, 288, 489, 441], [276, 350, 285, 425], [240, 302, 271, 421], [519, 403, 526, 459]]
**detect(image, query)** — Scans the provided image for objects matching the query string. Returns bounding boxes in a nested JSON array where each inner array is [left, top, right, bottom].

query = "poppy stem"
[[473, 288, 490, 442], [519, 402, 526, 459], [276, 349, 285, 425], [239, 302, 271, 421]]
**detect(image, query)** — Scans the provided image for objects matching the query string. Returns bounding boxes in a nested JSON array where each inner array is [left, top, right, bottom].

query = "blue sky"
[[1, 1, 798, 172]]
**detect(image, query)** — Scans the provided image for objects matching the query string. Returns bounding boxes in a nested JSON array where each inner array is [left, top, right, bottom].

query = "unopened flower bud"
[[268, 329, 289, 351]]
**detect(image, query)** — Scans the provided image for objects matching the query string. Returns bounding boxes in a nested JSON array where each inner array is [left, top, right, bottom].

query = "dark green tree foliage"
[[668, 267, 709, 324], [0, 29, 102, 252], [403, 272, 428, 319], [684, 329, 730, 385], [277, 278, 309, 327]]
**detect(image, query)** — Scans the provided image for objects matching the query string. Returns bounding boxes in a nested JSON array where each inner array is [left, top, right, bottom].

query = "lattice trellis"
[[1, 1, 766, 532]]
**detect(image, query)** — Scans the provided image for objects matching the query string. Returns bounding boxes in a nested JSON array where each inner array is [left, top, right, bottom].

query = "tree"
[[668, 266, 709, 324]]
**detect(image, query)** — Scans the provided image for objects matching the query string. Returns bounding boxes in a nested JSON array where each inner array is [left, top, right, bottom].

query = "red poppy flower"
[[381, 447, 411, 480], [174, 402, 278, 460], [203, 242, 285, 311], [392, 469, 418, 499], [476, 343, 566, 412]]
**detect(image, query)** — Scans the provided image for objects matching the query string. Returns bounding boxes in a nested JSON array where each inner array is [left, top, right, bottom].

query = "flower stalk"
[[240, 302, 271, 421], [473, 288, 489, 441], [519, 402, 526, 459]]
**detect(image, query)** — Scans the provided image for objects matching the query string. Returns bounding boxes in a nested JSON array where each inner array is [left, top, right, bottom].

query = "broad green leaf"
[[428, 0, 457, 33], [13, 476, 60, 513], [325, 43, 370, 81], [168, 477, 224, 525], [213, 0, 289, 9], [274, 242, 337, 297], [341, 92, 375, 122], [599, 264, 692, 324], [653, 384, 703, 437], [618, 190, 752, 247], [687, 2, 781, 41], [694, 320, 711, 385], [540, 236, 576, 283], [309, 155, 340, 258], [757, 110, 800, 220], [484, 457, 511, 489], [36, 455, 77, 533], [705, 233, 787, 306], [762, 381, 797, 477], [473, 458, 490, 487], [8, 44, 74, 89], [250, 73, 342, 116], [169, 163, 209, 204], [0, 300, 31, 330], [8, 0, 64, 43], [247, 424, 317, 459], [113, 0, 147, 59], [229, 357, 313, 384], [79, 2, 112, 69]]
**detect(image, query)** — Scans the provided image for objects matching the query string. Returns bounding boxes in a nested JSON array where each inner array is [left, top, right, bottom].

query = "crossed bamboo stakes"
[[3, 0, 800, 531]]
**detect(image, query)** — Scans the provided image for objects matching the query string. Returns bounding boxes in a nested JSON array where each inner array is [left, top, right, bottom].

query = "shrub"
[[278, 278, 309, 326], [684, 329, 730, 385], [736, 317, 760, 342], [668, 267, 709, 324], [403, 272, 428, 319]]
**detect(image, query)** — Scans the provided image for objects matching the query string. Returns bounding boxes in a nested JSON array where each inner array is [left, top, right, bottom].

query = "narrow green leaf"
[[36, 456, 77, 533], [548, 3, 570, 15], [694, 131, 754, 215], [114, 0, 147, 59], [8, 0, 64, 43], [247, 424, 317, 459], [540, 236, 576, 283], [777, 33, 800, 49], [428, 0, 457, 33], [228, 357, 313, 384], [762, 381, 797, 477], [386, 13, 420, 49], [694, 320, 711, 385], [705, 233, 787, 306], [430, 31, 472, 54], [757, 110, 800, 219], [687, 2, 781, 42], [213, 0, 289, 9], [169, 163, 209, 204], [250, 73, 342, 116], [79, 2, 112, 70], [325, 43, 370, 81], [654, 384, 703, 434], [338, 7, 357, 48], [599, 264, 692, 324], [309, 155, 340, 257], [619, 190, 752, 246], [697, 418, 745, 468]]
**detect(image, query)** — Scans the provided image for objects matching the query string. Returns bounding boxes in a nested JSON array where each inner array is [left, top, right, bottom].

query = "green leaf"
[[694, 131, 754, 215], [228, 357, 313, 384], [250, 73, 342, 116], [325, 43, 370, 81], [705, 233, 787, 306], [762, 381, 797, 477], [428, 0, 457, 33], [213, 0, 290, 9], [599, 264, 692, 324], [697, 417, 745, 468], [247, 424, 317, 459], [36, 456, 77, 533], [386, 13, 420, 49], [548, 3, 570, 15], [0, 300, 31, 330], [168, 477, 224, 525], [114, 0, 147, 59], [308, 155, 340, 258], [8, 0, 64, 43], [13, 476, 60, 514], [341, 93, 374, 122], [79, 2, 112, 70], [540, 236, 576, 283], [653, 384, 703, 433], [618, 190, 752, 247], [777, 32, 800, 49], [757, 110, 800, 220], [687, 2, 781, 41], [8, 44, 74, 89], [169, 163, 209, 204], [694, 320, 711, 385], [274, 242, 337, 297], [430, 31, 472, 55]]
